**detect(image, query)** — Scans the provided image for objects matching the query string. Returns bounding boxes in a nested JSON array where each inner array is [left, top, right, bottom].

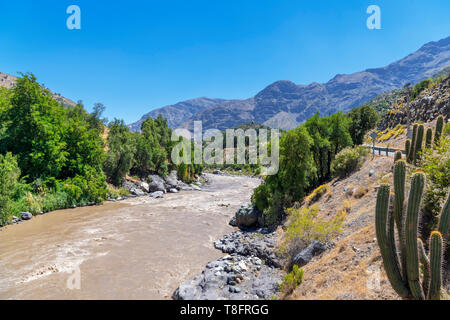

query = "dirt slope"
[[287, 155, 400, 300]]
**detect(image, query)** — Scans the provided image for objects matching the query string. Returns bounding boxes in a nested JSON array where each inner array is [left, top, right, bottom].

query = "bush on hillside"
[[331, 146, 368, 178], [280, 205, 345, 261]]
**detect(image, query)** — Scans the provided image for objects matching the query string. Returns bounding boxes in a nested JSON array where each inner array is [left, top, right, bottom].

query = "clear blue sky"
[[0, 0, 449, 123]]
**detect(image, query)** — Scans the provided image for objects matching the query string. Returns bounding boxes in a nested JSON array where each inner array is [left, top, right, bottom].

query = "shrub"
[[279, 265, 304, 295], [0, 153, 21, 225], [305, 184, 329, 204], [331, 146, 368, 178], [281, 205, 345, 260], [419, 138, 450, 241], [353, 187, 368, 199]]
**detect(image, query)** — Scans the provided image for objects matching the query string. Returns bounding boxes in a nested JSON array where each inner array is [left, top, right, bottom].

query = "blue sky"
[[0, 0, 449, 123]]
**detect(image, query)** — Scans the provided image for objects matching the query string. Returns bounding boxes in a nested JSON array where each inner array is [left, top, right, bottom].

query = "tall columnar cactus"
[[425, 128, 433, 149], [375, 168, 448, 300], [413, 124, 424, 165], [408, 124, 418, 163], [405, 140, 411, 161], [434, 115, 444, 145]]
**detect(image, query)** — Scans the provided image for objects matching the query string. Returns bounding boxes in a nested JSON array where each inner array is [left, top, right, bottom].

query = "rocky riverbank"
[[5, 170, 206, 228], [173, 225, 284, 300]]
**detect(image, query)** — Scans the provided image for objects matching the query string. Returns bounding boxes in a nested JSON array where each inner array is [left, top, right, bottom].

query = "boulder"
[[148, 175, 166, 193], [21, 212, 33, 221], [131, 188, 145, 197], [229, 216, 237, 227], [235, 204, 259, 228], [292, 241, 326, 268], [140, 182, 150, 193], [165, 170, 180, 189], [150, 191, 164, 199], [169, 188, 179, 193]]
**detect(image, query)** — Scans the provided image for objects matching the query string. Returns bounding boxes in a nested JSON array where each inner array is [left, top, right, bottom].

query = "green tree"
[[0, 153, 21, 225], [0, 74, 68, 180], [348, 105, 379, 145], [104, 119, 137, 186]]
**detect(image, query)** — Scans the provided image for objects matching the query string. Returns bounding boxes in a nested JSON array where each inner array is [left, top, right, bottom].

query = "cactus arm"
[[438, 192, 449, 243], [428, 231, 443, 300], [434, 116, 444, 145], [405, 172, 426, 299], [414, 125, 424, 165], [393, 160, 408, 281], [418, 238, 430, 297], [408, 124, 418, 163], [394, 150, 402, 162], [405, 140, 411, 162], [375, 184, 410, 298], [425, 128, 433, 149]]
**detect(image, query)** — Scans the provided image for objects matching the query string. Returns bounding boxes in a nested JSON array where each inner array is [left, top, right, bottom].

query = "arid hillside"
[[285, 155, 399, 299]]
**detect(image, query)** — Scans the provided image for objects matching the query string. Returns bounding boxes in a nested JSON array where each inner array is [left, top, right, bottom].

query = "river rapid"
[[0, 174, 260, 299]]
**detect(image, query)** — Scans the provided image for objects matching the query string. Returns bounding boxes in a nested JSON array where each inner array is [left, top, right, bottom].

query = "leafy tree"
[[132, 115, 172, 176], [252, 125, 315, 225], [0, 153, 21, 225], [348, 105, 379, 145], [304, 112, 332, 184], [103, 119, 137, 186], [0, 74, 68, 180]]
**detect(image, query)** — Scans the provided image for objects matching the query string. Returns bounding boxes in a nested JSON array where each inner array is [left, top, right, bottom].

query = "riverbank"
[[173, 227, 284, 300]]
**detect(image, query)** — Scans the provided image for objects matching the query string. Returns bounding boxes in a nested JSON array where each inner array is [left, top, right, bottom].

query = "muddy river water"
[[0, 174, 260, 299]]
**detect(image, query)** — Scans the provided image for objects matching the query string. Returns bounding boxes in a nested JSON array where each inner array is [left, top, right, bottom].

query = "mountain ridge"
[[130, 36, 450, 131]]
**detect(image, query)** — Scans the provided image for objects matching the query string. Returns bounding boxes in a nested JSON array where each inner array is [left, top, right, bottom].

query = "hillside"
[[0, 72, 76, 107], [129, 36, 450, 131], [286, 156, 400, 299]]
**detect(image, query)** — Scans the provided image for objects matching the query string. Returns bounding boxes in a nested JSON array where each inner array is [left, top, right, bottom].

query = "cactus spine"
[[375, 170, 448, 300], [434, 115, 444, 145], [413, 125, 424, 165], [425, 128, 433, 149]]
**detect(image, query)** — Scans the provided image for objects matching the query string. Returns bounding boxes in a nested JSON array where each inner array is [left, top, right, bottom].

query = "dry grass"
[[282, 156, 400, 300]]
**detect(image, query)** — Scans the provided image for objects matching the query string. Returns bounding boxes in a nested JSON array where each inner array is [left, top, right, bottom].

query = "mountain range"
[[129, 36, 450, 131]]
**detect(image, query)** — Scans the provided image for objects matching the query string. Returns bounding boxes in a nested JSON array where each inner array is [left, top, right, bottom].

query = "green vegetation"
[[348, 105, 379, 145], [252, 106, 377, 226], [330, 146, 368, 178], [418, 135, 450, 242], [375, 168, 448, 299], [279, 265, 304, 296], [0, 73, 200, 226], [410, 78, 432, 100]]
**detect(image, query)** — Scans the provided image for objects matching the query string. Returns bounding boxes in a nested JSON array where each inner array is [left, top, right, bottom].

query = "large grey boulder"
[[292, 241, 326, 268], [235, 204, 259, 228], [148, 175, 166, 193], [21, 212, 33, 220], [165, 170, 181, 189]]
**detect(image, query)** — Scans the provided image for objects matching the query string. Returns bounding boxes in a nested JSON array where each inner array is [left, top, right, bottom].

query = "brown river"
[[0, 174, 260, 300]]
